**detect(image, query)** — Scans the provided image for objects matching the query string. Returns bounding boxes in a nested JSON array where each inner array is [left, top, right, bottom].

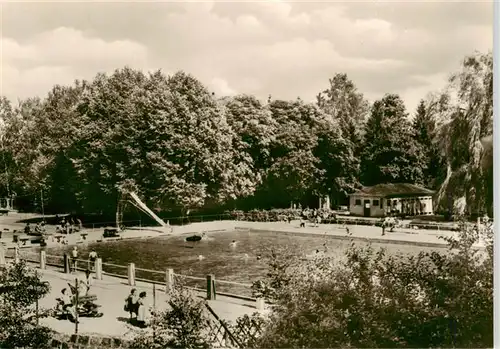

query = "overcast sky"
[[0, 1, 493, 114]]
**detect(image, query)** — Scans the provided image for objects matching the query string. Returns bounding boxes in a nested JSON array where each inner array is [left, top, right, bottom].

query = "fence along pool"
[[2, 248, 259, 304]]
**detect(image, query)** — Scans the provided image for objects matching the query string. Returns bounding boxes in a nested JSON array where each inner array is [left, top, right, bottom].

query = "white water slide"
[[128, 192, 168, 227]]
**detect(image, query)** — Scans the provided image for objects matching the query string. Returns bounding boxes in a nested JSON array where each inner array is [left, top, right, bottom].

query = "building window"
[[373, 200, 379, 206], [355, 199, 361, 206]]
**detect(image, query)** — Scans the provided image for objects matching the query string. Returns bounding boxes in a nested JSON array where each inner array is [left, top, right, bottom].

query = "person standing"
[[81, 269, 93, 296], [14, 245, 20, 263], [71, 246, 78, 272], [124, 289, 139, 321], [136, 291, 148, 328], [88, 249, 98, 270]]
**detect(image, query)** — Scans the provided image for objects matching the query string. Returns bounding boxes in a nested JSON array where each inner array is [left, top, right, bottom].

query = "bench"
[[78, 294, 98, 303], [19, 237, 30, 246], [80, 233, 88, 240], [53, 234, 64, 243], [0, 209, 9, 216]]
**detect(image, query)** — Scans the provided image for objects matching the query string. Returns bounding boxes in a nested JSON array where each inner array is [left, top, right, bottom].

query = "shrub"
[[130, 287, 211, 349], [228, 312, 267, 348], [0, 260, 53, 349], [253, 217, 493, 348]]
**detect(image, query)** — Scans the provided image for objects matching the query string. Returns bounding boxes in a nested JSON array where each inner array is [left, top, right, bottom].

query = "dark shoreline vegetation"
[[0, 51, 493, 223]]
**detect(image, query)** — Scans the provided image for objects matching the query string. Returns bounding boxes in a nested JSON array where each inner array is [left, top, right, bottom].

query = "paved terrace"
[[10, 265, 259, 339]]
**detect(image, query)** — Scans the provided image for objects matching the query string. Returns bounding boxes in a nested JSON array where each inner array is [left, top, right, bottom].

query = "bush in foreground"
[[0, 260, 53, 349], [253, 219, 493, 348], [130, 287, 211, 349]]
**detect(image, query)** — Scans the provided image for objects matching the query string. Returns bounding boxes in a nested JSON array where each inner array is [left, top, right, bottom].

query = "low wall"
[[50, 334, 131, 349]]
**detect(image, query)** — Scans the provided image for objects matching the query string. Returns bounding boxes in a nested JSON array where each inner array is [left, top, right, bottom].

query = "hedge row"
[[225, 209, 459, 231]]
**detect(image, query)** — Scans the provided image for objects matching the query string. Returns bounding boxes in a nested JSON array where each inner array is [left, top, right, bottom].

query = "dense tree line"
[[0, 51, 493, 218]]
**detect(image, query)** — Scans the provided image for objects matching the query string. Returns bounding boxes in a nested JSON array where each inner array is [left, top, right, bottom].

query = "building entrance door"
[[364, 200, 371, 217]]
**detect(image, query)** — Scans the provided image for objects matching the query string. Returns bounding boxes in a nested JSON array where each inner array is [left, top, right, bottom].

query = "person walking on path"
[[71, 246, 78, 272], [81, 269, 93, 296]]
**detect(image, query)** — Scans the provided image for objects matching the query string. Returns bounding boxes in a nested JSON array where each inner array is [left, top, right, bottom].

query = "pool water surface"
[[45, 229, 437, 296]]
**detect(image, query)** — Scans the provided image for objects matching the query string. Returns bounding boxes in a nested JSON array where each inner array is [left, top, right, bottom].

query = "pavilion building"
[[348, 183, 434, 218]]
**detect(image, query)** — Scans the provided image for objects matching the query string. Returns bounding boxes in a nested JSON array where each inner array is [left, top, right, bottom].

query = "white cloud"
[[1, 27, 150, 100], [210, 77, 237, 96], [0, 1, 493, 115]]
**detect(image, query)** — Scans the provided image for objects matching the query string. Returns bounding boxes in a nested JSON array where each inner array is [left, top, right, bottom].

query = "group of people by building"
[[55, 216, 83, 235], [299, 208, 326, 227], [24, 221, 46, 236]]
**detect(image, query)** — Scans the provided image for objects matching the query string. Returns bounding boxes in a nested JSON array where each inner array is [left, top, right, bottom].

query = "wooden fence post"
[[207, 274, 216, 300], [14, 246, 20, 263], [0, 247, 5, 267], [128, 263, 136, 286], [95, 258, 103, 280], [63, 254, 70, 273], [40, 250, 46, 269], [256, 298, 265, 311], [165, 268, 174, 293]]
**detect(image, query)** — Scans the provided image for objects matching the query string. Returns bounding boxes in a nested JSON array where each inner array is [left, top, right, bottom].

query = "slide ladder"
[[128, 192, 168, 227]]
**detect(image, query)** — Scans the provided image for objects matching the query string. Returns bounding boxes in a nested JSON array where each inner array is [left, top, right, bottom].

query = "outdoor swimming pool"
[[44, 229, 437, 297]]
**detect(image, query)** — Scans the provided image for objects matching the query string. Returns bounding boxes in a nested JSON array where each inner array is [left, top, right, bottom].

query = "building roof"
[[349, 183, 435, 198]]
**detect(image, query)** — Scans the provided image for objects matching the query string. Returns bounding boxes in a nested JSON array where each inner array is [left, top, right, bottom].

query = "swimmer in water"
[[256, 254, 262, 260], [244, 253, 249, 260], [198, 255, 205, 261], [230, 240, 238, 248]]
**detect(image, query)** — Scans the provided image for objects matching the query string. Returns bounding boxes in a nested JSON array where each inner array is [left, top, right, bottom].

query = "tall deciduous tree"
[[256, 99, 357, 208], [222, 94, 277, 173], [261, 99, 320, 207], [412, 100, 445, 189], [361, 94, 425, 186], [316, 73, 369, 154], [431, 51, 493, 216], [313, 119, 359, 206], [72, 68, 257, 216]]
